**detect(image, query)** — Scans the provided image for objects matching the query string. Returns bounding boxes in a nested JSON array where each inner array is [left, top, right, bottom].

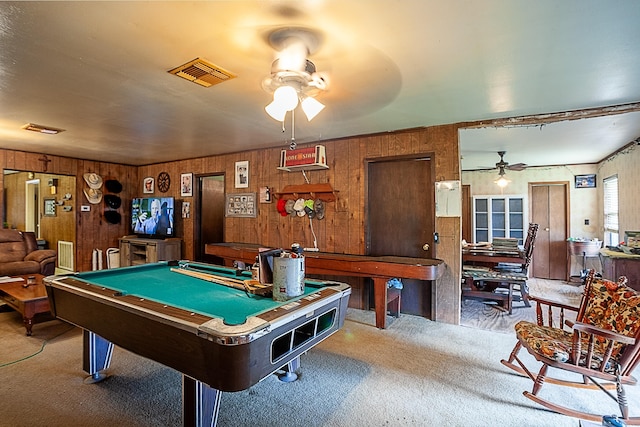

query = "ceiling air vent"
[[22, 123, 65, 134], [168, 57, 237, 88]]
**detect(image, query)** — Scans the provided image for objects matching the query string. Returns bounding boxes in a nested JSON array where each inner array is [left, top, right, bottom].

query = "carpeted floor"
[[1, 277, 636, 427], [460, 277, 584, 333]]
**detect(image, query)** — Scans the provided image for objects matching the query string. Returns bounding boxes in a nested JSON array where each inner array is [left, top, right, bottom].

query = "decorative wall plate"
[[157, 172, 170, 193]]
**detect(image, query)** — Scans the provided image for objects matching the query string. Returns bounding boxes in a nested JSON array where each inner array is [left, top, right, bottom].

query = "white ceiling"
[[1, 1, 639, 167]]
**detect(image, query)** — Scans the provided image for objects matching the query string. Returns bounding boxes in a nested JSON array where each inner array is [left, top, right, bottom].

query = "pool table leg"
[[182, 376, 222, 427], [82, 330, 114, 383], [277, 355, 300, 382]]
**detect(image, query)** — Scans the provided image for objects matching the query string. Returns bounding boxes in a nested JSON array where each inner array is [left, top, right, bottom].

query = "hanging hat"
[[304, 199, 315, 218], [293, 198, 306, 217], [105, 179, 123, 193], [284, 199, 295, 214], [104, 194, 121, 209], [103, 210, 121, 224], [83, 188, 103, 204], [276, 198, 288, 217], [314, 199, 325, 220], [83, 173, 103, 189]]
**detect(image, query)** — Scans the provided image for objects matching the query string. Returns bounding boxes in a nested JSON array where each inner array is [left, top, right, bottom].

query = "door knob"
[[545, 227, 550, 231], [423, 243, 430, 251]]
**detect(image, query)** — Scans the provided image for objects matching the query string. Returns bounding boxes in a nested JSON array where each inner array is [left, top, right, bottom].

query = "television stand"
[[119, 236, 181, 266]]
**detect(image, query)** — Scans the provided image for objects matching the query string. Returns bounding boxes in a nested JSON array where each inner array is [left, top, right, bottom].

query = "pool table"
[[44, 261, 351, 427]]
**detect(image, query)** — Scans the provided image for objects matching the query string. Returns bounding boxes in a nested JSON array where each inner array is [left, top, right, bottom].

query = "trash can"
[[106, 248, 120, 269]]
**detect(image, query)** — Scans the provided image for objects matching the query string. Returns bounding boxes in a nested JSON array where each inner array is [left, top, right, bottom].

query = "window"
[[603, 175, 619, 246], [472, 195, 526, 244]]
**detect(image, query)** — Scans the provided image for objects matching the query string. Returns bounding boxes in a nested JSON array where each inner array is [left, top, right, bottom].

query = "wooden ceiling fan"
[[495, 151, 527, 174]]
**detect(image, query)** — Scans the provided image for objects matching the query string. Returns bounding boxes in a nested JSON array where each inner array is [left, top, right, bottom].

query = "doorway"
[[367, 156, 435, 318], [195, 174, 225, 263], [530, 182, 569, 280], [25, 179, 40, 237]]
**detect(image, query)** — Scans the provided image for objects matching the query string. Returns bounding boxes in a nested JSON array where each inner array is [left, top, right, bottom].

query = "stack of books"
[[491, 238, 520, 252]]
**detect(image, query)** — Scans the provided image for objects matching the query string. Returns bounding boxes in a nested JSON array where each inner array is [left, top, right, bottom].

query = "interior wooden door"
[[461, 184, 471, 243], [195, 174, 225, 264], [530, 183, 568, 280], [367, 157, 434, 318]]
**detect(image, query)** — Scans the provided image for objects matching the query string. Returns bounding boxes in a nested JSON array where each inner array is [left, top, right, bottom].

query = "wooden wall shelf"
[[274, 183, 337, 202]]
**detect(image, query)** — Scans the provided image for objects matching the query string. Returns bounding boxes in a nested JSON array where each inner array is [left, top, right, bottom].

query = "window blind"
[[603, 175, 618, 245]]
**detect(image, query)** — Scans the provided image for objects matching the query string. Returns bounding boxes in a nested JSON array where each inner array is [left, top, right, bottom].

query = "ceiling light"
[[273, 86, 299, 111], [300, 96, 325, 121], [262, 28, 328, 124], [22, 123, 65, 134], [494, 168, 510, 187], [495, 176, 510, 188], [265, 100, 287, 122]]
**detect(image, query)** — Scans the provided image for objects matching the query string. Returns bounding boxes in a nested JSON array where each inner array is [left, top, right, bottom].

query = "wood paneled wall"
[[0, 123, 462, 324]]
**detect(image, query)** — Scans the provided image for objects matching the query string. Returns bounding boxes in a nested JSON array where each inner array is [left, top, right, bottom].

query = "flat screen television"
[[131, 196, 175, 238]]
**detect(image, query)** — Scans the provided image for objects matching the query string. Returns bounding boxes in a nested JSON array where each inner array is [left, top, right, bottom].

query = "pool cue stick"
[[170, 267, 272, 296]]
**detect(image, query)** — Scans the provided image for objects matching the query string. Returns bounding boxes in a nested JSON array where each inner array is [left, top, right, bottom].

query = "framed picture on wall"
[[225, 193, 257, 218], [575, 174, 596, 188], [143, 177, 154, 194], [181, 173, 193, 197], [44, 198, 56, 217], [235, 161, 249, 188]]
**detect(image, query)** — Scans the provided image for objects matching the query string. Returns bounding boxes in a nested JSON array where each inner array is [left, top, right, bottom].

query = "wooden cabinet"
[[600, 250, 640, 291], [119, 236, 181, 266]]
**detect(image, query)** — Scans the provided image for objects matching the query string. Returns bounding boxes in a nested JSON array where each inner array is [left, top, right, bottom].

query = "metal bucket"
[[272, 256, 305, 301]]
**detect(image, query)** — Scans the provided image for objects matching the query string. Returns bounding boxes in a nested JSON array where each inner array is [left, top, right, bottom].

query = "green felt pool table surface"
[[74, 262, 325, 325]]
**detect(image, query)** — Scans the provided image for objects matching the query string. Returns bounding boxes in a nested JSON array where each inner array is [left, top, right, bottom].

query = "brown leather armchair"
[[0, 229, 57, 276]]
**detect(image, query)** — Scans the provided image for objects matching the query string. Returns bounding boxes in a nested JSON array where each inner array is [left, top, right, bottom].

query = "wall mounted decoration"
[[182, 202, 191, 218], [235, 161, 249, 188], [259, 186, 272, 203], [181, 173, 193, 197], [226, 193, 257, 218], [575, 174, 596, 188], [143, 177, 154, 194], [157, 171, 170, 193], [44, 197, 56, 217]]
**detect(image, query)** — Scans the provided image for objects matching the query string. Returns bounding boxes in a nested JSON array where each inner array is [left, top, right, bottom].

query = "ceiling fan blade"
[[506, 163, 527, 171]]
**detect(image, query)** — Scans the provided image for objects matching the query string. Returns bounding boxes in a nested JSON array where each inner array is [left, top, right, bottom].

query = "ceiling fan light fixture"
[[273, 85, 299, 111], [265, 100, 288, 122], [300, 95, 325, 121], [495, 169, 510, 187]]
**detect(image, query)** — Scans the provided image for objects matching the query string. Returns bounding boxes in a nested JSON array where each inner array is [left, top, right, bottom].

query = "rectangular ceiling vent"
[[22, 123, 65, 134], [168, 57, 237, 88]]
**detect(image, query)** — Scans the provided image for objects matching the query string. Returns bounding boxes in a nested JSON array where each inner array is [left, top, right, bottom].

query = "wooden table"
[[600, 248, 640, 291], [462, 248, 524, 265], [0, 274, 49, 335], [205, 243, 445, 329]]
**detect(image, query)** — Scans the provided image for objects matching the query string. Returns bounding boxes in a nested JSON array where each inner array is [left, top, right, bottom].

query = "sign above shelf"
[[278, 145, 328, 172]]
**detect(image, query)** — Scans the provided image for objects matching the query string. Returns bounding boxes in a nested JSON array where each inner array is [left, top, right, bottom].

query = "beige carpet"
[[460, 277, 584, 333], [2, 297, 639, 426]]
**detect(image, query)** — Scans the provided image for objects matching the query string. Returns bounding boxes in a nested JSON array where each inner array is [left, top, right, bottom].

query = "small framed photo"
[[235, 161, 249, 188], [181, 173, 193, 197], [225, 192, 257, 218], [575, 174, 596, 188], [259, 186, 272, 203], [143, 177, 154, 194], [44, 198, 57, 217], [182, 202, 191, 218]]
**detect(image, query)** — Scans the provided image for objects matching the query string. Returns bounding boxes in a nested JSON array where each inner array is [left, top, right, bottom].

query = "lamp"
[[495, 167, 510, 188], [262, 28, 328, 124]]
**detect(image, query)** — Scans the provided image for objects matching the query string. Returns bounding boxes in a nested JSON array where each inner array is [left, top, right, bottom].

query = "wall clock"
[[157, 172, 170, 193]]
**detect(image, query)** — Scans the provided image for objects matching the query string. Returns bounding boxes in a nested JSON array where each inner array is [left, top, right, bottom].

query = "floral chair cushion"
[[514, 275, 639, 372], [583, 276, 640, 357]]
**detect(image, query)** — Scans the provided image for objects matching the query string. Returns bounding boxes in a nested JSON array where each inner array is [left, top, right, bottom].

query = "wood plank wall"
[[0, 123, 462, 324]]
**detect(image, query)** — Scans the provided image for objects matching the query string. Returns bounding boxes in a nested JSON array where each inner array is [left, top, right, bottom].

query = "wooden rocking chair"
[[500, 269, 640, 424]]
